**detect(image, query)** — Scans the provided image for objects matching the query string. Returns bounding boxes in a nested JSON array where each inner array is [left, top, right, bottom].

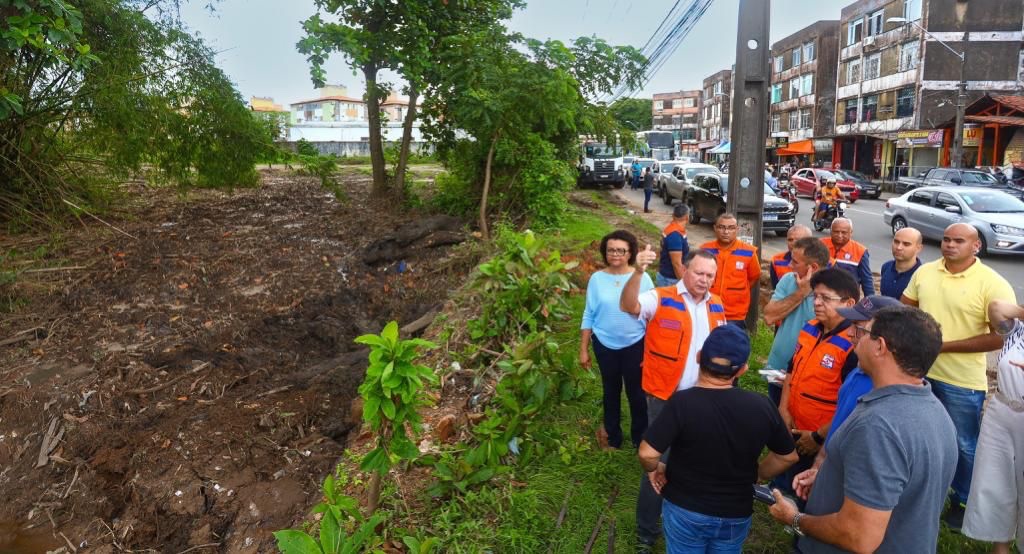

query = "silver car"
[[883, 186, 1024, 255], [660, 163, 721, 204]]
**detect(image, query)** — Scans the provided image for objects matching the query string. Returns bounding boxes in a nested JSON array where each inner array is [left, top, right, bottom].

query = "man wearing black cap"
[[639, 324, 798, 552], [769, 305, 957, 553], [656, 204, 690, 287]]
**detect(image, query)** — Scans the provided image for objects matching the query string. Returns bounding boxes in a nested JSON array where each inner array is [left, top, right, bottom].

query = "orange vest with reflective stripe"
[[642, 287, 729, 400], [787, 320, 857, 431], [700, 240, 760, 320], [771, 251, 794, 283], [822, 238, 867, 275], [663, 220, 688, 240]]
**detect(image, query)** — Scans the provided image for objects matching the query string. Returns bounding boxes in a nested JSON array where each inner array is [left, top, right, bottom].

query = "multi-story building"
[[290, 85, 367, 125], [917, 0, 1024, 168], [250, 96, 289, 140], [698, 69, 732, 161], [768, 20, 841, 166], [652, 90, 702, 158], [834, 0, 927, 177]]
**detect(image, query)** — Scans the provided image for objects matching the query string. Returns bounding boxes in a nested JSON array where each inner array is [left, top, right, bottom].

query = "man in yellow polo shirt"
[[901, 223, 1016, 531]]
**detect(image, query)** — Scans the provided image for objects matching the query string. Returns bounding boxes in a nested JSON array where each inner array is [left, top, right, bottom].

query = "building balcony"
[[838, 69, 918, 99]]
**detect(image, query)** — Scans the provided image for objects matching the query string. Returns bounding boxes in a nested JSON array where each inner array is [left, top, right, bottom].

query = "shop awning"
[[709, 141, 730, 154], [965, 115, 1024, 126], [776, 139, 815, 156]]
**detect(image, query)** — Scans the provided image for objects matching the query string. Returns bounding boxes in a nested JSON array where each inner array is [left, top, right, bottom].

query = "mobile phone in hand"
[[753, 484, 777, 505]]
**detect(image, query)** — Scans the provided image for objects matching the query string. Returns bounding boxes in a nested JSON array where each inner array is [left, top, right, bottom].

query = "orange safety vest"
[[787, 320, 857, 431], [662, 220, 688, 242], [642, 287, 729, 400], [700, 240, 760, 320], [822, 238, 867, 275], [771, 251, 794, 283]]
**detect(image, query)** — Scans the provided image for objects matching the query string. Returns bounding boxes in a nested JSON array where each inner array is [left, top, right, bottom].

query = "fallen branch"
[[0, 327, 45, 347], [400, 308, 439, 336], [36, 417, 66, 468], [61, 198, 138, 240], [254, 385, 292, 399], [546, 487, 574, 554], [127, 362, 211, 396], [583, 486, 619, 554], [175, 543, 221, 554], [606, 519, 616, 554], [22, 266, 89, 274]]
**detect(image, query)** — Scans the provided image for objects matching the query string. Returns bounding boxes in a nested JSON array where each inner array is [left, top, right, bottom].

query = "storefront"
[[832, 135, 881, 177], [776, 139, 815, 169], [894, 130, 943, 180], [697, 140, 719, 163], [938, 95, 1024, 168]]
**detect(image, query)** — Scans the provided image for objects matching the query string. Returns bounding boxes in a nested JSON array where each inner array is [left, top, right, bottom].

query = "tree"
[[298, 0, 521, 201], [0, 0, 271, 227], [609, 98, 653, 131]]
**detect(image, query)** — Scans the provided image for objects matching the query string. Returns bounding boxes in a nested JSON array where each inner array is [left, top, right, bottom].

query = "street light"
[[887, 16, 967, 168]]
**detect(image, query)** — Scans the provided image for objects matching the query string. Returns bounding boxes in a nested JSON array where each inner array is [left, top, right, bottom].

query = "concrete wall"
[[282, 141, 435, 157]]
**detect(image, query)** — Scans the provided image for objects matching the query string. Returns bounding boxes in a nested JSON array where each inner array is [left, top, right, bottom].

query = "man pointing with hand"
[[621, 246, 731, 551]]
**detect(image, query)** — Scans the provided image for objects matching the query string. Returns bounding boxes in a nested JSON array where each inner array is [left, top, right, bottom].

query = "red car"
[[790, 168, 860, 203]]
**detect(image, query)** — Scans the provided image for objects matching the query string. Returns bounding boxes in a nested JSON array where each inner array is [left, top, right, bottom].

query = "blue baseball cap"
[[836, 295, 903, 321], [699, 324, 750, 374]]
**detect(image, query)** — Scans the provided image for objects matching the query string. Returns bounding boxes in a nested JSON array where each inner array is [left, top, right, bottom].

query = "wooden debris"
[[36, 417, 66, 468]]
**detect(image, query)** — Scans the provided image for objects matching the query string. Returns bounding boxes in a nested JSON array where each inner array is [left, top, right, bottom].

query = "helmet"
[[826, 177, 837, 185]]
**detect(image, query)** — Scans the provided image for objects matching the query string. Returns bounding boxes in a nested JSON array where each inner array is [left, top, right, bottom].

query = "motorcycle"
[[814, 200, 847, 232], [778, 183, 799, 215]]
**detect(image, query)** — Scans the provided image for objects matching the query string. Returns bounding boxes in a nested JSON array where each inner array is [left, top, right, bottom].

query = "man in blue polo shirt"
[[656, 204, 690, 287], [879, 228, 923, 299]]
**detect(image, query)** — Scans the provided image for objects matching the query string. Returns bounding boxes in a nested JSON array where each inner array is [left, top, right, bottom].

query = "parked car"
[[660, 163, 720, 204], [895, 167, 1002, 194], [883, 186, 1024, 255], [790, 168, 860, 203], [685, 172, 796, 236], [834, 169, 880, 199]]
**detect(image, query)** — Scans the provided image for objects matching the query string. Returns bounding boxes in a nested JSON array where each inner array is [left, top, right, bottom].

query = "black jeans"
[[592, 336, 647, 448], [636, 394, 668, 544]]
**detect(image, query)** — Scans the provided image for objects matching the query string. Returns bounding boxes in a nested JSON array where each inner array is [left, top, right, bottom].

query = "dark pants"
[[637, 394, 668, 544], [768, 382, 783, 407], [727, 319, 747, 331], [592, 336, 647, 448], [772, 452, 815, 511], [644, 189, 653, 210], [632, 174, 641, 189]]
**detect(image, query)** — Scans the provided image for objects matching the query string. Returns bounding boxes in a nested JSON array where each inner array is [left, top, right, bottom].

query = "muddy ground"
[[0, 170, 473, 553]]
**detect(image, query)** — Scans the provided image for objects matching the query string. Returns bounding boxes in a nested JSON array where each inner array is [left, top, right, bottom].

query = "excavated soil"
[[0, 170, 471, 553]]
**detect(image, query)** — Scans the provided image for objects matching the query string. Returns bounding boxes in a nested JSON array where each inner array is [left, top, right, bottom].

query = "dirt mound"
[[0, 170, 470, 552]]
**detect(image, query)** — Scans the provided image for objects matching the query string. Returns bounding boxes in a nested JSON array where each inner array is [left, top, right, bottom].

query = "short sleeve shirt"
[[903, 259, 1016, 390], [765, 272, 815, 371]]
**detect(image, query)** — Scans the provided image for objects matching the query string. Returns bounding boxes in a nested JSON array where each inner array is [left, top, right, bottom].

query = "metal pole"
[[951, 50, 967, 168], [727, 0, 770, 331]]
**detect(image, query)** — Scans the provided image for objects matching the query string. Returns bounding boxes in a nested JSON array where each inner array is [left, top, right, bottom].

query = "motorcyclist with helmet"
[[812, 176, 846, 224]]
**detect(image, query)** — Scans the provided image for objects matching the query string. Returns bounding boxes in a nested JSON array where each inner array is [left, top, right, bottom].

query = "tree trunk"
[[363, 63, 388, 197], [393, 85, 420, 205], [367, 471, 382, 515], [479, 133, 498, 241]]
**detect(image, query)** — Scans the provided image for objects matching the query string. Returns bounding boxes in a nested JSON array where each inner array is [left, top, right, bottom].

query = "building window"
[[846, 59, 861, 84], [864, 53, 881, 80], [713, 103, 720, 117], [681, 129, 696, 140], [896, 87, 915, 117], [684, 98, 696, 108], [714, 81, 723, 95], [800, 108, 812, 129], [789, 110, 800, 130], [771, 83, 782, 103], [774, 55, 784, 72], [800, 74, 813, 96], [792, 48, 801, 67], [898, 41, 919, 72], [867, 10, 884, 37], [844, 99, 859, 124], [847, 19, 863, 46], [904, 0, 922, 21], [803, 41, 816, 63], [862, 94, 879, 121], [789, 78, 800, 99], [654, 100, 663, 111], [671, 99, 682, 109], [771, 113, 781, 133]]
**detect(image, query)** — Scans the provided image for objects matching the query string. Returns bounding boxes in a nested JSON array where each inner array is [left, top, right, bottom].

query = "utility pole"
[[727, 0, 770, 331], [950, 35, 969, 168]]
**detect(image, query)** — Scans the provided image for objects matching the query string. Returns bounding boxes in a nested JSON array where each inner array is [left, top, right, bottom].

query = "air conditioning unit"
[[863, 36, 876, 47]]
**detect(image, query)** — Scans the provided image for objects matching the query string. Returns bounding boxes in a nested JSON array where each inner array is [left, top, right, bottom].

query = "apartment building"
[[290, 85, 367, 125], [768, 20, 841, 165], [652, 90, 702, 157], [917, 0, 1024, 168], [698, 69, 732, 160]]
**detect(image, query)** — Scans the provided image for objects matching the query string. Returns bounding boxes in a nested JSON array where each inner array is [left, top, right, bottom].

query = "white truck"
[[577, 139, 625, 188]]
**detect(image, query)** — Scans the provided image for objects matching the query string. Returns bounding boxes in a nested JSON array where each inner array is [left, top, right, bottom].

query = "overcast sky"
[[179, 0, 851, 106]]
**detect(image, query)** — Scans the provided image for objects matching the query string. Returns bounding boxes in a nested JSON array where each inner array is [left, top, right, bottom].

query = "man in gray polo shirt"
[[768, 305, 957, 553]]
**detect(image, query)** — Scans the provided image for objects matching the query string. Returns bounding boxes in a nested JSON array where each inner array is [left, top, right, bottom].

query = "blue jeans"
[[929, 378, 985, 506], [656, 273, 679, 287], [644, 189, 653, 210], [663, 501, 752, 554]]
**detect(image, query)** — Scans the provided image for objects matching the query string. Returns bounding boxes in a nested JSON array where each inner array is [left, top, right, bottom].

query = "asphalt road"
[[610, 184, 1024, 299]]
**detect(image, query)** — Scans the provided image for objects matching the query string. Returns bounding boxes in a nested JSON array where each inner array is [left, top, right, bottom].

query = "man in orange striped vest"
[[770, 224, 812, 288], [622, 247, 730, 550], [701, 213, 761, 328], [822, 218, 874, 297], [656, 204, 690, 287], [773, 268, 861, 505]]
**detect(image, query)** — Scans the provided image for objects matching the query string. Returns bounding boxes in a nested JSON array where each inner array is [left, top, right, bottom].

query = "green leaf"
[[360, 446, 389, 473], [273, 530, 323, 554], [354, 334, 385, 347], [380, 397, 396, 420], [319, 510, 341, 554], [380, 321, 399, 344]]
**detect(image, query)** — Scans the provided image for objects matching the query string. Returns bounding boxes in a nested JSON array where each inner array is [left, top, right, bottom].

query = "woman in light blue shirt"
[[580, 230, 654, 449]]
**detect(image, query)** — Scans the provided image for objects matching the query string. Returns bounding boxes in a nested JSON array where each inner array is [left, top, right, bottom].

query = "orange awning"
[[776, 139, 815, 156]]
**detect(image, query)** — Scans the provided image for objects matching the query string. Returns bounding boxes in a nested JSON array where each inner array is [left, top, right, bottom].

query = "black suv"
[[685, 172, 796, 236]]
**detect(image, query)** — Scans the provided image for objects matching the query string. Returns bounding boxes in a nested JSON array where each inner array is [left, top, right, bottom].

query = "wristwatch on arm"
[[791, 512, 806, 537]]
